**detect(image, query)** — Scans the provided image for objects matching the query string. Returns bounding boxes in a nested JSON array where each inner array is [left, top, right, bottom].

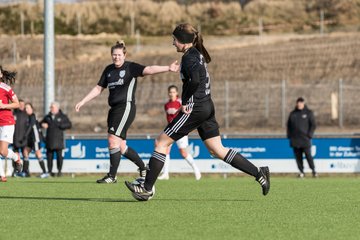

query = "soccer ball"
[[131, 177, 155, 201]]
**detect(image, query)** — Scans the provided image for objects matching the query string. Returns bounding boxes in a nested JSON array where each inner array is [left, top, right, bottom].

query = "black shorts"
[[107, 102, 136, 140], [13, 146, 25, 153], [27, 141, 41, 151], [164, 99, 220, 141]]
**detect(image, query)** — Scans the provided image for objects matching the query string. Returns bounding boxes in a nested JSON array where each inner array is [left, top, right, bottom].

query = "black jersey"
[[13, 109, 28, 147], [97, 61, 145, 107], [180, 47, 211, 105], [24, 114, 43, 143]]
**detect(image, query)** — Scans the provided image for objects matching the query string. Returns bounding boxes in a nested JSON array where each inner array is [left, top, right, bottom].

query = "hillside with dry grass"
[[2, 32, 359, 134], [0, 0, 359, 35]]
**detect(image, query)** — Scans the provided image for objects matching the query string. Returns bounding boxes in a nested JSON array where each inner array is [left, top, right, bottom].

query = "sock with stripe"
[[109, 148, 121, 177], [123, 146, 146, 170], [38, 158, 47, 173], [184, 154, 195, 166], [144, 151, 166, 191], [162, 154, 170, 176], [224, 149, 259, 178]]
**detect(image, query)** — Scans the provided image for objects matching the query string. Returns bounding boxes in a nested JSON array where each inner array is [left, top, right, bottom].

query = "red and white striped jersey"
[[0, 82, 17, 126]]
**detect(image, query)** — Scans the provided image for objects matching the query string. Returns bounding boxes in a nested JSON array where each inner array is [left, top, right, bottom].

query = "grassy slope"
[[1, 176, 359, 240]]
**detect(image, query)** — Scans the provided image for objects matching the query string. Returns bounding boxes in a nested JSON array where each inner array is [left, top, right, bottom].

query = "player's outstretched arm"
[[75, 85, 104, 112], [143, 60, 179, 76], [0, 97, 19, 110]]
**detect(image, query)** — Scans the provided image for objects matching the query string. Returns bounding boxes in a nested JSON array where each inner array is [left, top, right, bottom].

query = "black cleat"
[[124, 181, 154, 201], [256, 166, 270, 196], [96, 173, 117, 184]]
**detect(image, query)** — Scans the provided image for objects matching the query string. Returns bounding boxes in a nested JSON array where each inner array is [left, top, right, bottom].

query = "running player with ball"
[[158, 85, 201, 180], [125, 23, 270, 201]]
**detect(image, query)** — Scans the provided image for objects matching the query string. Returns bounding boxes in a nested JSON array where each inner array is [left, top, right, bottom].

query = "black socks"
[[224, 149, 259, 178], [109, 148, 121, 177], [38, 159, 47, 173], [144, 151, 166, 191], [123, 147, 146, 170], [23, 158, 29, 173]]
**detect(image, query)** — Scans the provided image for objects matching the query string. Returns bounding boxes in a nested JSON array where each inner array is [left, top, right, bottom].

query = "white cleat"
[[39, 173, 50, 179], [193, 166, 201, 180], [195, 171, 201, 180], [158, 173, 169, 180]]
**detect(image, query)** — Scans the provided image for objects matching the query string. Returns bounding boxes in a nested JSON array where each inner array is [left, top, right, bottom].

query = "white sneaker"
[[39, 173, 49, 179], [193, 166, 201, 180], [158, 173, 169, 180]]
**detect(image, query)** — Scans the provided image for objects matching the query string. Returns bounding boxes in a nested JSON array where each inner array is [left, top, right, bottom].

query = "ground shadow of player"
[[156, 198, 254, 202], [20, 181, 96, 184], [0, 195, 133, 203]]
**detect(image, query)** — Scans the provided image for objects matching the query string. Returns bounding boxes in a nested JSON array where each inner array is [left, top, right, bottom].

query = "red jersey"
[[164, 98, 182, 123], [0, 82, 17, 126]]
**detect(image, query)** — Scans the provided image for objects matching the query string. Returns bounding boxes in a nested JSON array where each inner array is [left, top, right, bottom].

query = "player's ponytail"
[[173, 23, 211, 63], [0, 65, 16, 85], [193, 31, 211, 64], [111, 40, 127, 54]]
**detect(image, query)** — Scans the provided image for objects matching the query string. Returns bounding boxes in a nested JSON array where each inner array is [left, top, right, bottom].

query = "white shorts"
[[176, 136, 189, 149], [0, 125, 14, 144]]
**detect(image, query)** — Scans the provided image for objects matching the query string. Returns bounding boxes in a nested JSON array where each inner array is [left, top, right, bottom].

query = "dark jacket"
[[24, 113, 44, 145], [41, 110, 72, 150], [287, 105, 316, 148], [13, 109, 28, 148]]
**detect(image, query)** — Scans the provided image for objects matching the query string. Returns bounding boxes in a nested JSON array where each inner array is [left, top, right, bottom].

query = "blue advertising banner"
[[21, 137, 360, 173], [63, 138, 360, 160]]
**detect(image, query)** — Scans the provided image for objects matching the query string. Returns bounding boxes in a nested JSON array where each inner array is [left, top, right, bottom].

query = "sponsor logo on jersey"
[[108, 78, 124, 88], [107, 73, 111, 78], [302, 114, 307, 118], [119, 70, 126, 78]]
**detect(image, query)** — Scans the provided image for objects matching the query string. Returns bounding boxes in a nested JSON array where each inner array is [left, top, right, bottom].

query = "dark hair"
[[111, 40, 127, 54], [0, 65, 16, 85], [296, 97, 305, 103], [168, 85, 178, 92], [173, 23, 211, 63], [25, 102, 35, 112]]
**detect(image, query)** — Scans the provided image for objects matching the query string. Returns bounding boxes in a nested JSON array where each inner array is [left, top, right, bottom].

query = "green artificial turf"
[[0, 176, 359, 240]]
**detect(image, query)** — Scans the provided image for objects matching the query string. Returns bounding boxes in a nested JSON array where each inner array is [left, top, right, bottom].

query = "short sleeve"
[[7, 88, 17, 101], [129, 62, 146, 78], [97, 67, 109, 88]]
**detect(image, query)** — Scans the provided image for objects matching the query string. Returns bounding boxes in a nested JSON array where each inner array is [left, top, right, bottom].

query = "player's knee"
[[155, 139, 168, 149], [108, 138, 119, 149], [0, 150, 6, 157]]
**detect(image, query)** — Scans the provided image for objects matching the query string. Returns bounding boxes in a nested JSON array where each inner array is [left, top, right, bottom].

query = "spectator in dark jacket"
[[21, 103, 48, 178], [41, 102, 72, 177], [287, 97, 317, 178], [12, 99, 27, 176]]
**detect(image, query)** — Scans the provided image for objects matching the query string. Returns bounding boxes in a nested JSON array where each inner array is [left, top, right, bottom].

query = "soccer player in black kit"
[[125, 23, 271, 201], [75, 41, 179, 183]]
